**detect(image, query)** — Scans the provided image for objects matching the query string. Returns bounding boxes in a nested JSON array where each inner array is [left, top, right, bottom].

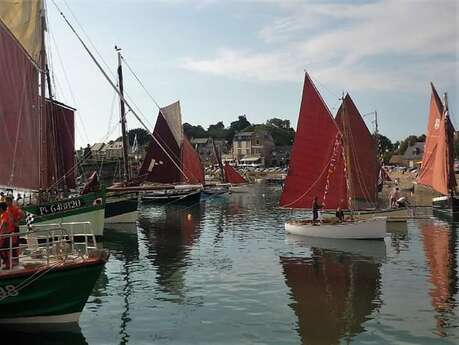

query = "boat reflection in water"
[[0, 324, 88, 345], [280, 238, 383, 345], [138, 203, 203, 300], [420, 218, 458, 337]]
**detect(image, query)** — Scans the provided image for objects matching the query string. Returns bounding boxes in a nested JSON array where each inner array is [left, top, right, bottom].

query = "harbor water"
[[9, 184, 459, 344]]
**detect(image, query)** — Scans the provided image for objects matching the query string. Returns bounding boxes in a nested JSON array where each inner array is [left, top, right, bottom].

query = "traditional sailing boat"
[[139, 101, 204, 204], [0, 0, 105, 236], [224, 163, 249, 193], [417, 83, 457, 213], [103, 48, 139, 224], [280, 73, 386, 239]]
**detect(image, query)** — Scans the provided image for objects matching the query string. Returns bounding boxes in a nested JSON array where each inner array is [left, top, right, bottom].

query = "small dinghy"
[[285, 217, 386, 240]]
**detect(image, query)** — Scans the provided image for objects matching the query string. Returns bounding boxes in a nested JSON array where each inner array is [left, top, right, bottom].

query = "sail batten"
[[279, 73, 348, 210]]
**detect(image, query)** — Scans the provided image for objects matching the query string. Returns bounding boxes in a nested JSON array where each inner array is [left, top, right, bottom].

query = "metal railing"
[[0, 222, 98, 272]]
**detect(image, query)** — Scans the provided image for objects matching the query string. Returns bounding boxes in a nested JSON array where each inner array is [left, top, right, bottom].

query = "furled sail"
[[417, 84, 456, 195], [0, 10, 41, 190], [181, 137, 204, 184], [279, 73, 348, 210], [335, 94, 378, 208], [224, 163, 246, 184], [0, 0, 43, 65]]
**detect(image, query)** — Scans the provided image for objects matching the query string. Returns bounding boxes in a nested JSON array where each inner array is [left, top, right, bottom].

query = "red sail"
[[181, 137, 204, 184], [279, 73, 348, 210], [46, 100, 76, 189], [0, 20, 41, 190], [417, 84, 456, 195], [139, 112, 182, 183], [335, 94, 378, 208], [224, 163, 246, 184]]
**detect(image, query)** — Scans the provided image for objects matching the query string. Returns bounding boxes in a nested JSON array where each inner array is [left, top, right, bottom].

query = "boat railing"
[[0, 222, 98, 272]]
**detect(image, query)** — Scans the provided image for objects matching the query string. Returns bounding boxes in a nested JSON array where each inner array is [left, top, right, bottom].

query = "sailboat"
[[202, 139, 229, 196], [0, 0, 105, 236], [139, 101, 204, 204], [103, 48, 139, 225], [280, 73, 386, 239], [224, 163, 249, 193], [417, 83, 457, 213]]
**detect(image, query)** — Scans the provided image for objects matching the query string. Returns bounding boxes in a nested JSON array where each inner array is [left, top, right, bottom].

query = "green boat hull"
[[21, 190, 106, 237], [0, 257, 106, 324]]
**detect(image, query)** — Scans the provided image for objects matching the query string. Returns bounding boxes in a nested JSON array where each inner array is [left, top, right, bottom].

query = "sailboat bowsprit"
[[280, 73, 386, 239]]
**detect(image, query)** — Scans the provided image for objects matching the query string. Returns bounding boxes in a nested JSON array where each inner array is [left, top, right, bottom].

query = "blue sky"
[[46, 0, 458, 147]]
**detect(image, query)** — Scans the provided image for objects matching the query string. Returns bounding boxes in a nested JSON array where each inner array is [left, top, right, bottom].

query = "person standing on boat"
[[336, 207, 345, 222], [312, 196, 322, 224], [5, 196, 23, 265], [0, 202, 15, 269]]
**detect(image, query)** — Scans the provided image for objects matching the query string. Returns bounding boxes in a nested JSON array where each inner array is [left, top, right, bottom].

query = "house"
[[90, 143, 105, 160], [191, 137, 228, 165], [271, 145, 291, 167], [103, 140, 124, 159], [232, 130, 274, 167], [402, 142, 425, 168]]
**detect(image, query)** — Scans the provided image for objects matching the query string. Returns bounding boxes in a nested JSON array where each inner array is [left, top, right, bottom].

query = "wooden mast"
[[116, 47, 131, 182], [340, 93, 353, 212], [39, 7, 48, 191]]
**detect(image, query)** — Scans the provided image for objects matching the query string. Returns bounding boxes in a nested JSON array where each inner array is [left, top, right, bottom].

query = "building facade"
[[232, 130, 274, 167]]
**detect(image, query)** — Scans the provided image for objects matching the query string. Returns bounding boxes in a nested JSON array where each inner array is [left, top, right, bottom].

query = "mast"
[[116, 47, 131, 182], [444, 92, 456, 195], [340, 94, 353, 211], [39, 8, 48, 190]]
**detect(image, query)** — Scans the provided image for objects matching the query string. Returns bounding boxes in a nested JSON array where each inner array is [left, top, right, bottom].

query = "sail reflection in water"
[[280, 247, 382, 345], [420, 219, 458, 337], [138, 204, 204, 300]]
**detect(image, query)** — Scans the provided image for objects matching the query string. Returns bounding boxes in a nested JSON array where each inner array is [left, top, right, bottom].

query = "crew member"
[[336, 207, 345, 222], [0, 202, 15, 270], [312, 196, 322, 224], [5, 196, 23, 265]]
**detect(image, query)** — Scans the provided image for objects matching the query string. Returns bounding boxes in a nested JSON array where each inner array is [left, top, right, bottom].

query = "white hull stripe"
[[0, 312, 80, 324]]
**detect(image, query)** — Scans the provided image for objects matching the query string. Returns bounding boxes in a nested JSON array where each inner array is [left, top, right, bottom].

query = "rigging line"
[[49, 0, 189, 182], [121, 55, 162, 113]]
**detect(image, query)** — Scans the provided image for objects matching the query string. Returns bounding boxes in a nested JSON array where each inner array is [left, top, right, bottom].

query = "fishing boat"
[[417, 83, 457, 214], [0, 1, 106, 236], [0, 223, 108, 324], [103, 48, 139, 224], [280, 73, 386, 239], [139, 101, 204, 204]]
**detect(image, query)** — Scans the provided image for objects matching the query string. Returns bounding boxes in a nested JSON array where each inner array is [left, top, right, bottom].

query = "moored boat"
[[280, 73, 385, 239], [417, 84, 457, 214], [0, 224, 108, 324]]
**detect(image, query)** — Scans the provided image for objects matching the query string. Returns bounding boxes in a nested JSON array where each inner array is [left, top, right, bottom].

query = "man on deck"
[[312, 196, 322, 224], [5, 196, 24, 265]]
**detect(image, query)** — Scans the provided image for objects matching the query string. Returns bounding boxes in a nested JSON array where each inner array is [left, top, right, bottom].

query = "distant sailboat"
[[139, 101, 204, 204], [280, 73, 386, 239], [224, 163, 249, 193], [417, 83, 457, 213], [0, 0, 105, 236]]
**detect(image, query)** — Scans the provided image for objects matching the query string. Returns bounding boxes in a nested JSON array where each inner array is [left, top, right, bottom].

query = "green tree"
[[266, 118, 290, 129], [208, 121, 227, 139], [183, 123, 207, 139], [227, 115, 251, 142]]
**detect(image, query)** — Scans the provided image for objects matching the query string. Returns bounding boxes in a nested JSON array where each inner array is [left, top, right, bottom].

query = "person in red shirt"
[[0, 202, 15, 269]]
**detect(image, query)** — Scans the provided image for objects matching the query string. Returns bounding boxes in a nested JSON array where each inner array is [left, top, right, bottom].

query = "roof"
[[190, 138, 209, 144], [389, 155, 404, 164], [91, 143, 105, 151], [234, 132, 253, 140]]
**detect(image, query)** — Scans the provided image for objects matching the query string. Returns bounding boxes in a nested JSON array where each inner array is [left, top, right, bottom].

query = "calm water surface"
[[13, 184, 459, 344]]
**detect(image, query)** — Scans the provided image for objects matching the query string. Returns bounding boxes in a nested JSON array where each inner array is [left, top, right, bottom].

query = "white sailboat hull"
[[230, 184, 249, 193], [285, 217, 386, 240]]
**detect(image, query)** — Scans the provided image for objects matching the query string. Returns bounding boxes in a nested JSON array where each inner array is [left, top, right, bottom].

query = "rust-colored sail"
[[280, 73, 348, 210], [420, 221, 457, 336], [139, 111, 182, 183], [417, 84, 456, 195], [335, 94, 378, 208], [181, 137, 204, 184], [224, 163, 246, 184]]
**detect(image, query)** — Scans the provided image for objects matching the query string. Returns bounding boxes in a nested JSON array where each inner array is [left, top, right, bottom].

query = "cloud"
[[181, 0, 458, 91]]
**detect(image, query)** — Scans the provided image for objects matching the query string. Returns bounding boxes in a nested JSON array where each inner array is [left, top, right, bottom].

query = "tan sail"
[[0, 0, 43, 64]]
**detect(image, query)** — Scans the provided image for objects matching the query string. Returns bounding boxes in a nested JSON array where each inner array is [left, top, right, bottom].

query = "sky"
[[45, 0, 458, 148]]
